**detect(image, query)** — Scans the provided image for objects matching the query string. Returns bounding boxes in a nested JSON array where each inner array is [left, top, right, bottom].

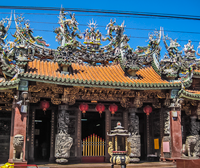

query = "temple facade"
[[0, 9, 200, 165]]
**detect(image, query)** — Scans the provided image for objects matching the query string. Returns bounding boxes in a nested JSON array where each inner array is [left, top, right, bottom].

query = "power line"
[[1, 5, 200, 21], [8, 28, 200, 43], [4, 19, 200, 36]]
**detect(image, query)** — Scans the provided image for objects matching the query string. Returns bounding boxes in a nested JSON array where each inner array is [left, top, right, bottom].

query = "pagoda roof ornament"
[[1, 9, 200, 88], [0, 12, 12, 51]]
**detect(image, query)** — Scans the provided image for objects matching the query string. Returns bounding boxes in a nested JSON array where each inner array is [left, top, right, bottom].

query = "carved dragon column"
[[55, 105, 73, 163], [127, 108, 141, 162]]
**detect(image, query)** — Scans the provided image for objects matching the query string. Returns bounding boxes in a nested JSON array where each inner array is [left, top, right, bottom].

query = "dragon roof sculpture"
[[0, 9, 200, 89]]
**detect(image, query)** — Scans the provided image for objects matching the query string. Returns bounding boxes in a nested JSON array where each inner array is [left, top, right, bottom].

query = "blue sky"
[[1, 0, 200, 59]]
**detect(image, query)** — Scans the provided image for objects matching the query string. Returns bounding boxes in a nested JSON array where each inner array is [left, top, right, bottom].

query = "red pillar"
[[170, 110, 182, 158], [8, 104, 27, 163]]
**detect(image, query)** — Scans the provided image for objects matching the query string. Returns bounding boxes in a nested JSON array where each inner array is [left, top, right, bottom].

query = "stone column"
[[76, 109, 82, 162], [123, 110, 128, 130], [49, 110, 55, 162], [55, 105, 73, 163], [105, 110, 111, 162], [29, 108, 35, 162], [190, 116, 199, 135], [170, 105, 182, 158], [147, 114, 150, 156], [127, 108, 140, 162], [8, 100, 15, 162], [8, 99, 27, 163]]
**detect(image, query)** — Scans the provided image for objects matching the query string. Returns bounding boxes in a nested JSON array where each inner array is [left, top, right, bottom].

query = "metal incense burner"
[[107, 122, 131, 168]]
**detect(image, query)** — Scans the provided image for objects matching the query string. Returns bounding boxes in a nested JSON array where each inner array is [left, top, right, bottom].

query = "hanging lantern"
[[79, 103, 89, 114], [109, 104, 118, 115], [96, 103, 105, 116], [143, 105, 152, 115], [40, 100, 50, 112]]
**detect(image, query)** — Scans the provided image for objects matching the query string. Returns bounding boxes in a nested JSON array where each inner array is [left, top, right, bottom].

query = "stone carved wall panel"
[[13, 134, 24, 161]]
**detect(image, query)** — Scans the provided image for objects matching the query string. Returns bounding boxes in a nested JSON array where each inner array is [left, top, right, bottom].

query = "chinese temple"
[[0, 8, 200, 165]]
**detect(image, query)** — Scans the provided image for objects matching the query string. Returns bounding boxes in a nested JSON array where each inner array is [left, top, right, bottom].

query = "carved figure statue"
[[106, 19, 116, 37], [84, 28, 90, 42], [182, 135, 200, 157], [196, 42, 200, 56], [183, 40, 195, 58], [0, 14, 12, 49], [95, 29, 101, 43], [13, 134, 24, 160], [168, 38, 180, 56]]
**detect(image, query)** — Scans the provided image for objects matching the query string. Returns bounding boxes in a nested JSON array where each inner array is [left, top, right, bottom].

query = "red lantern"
[[40, 100, 50, 112], [143, 105, 152, 115], [109, 104, 118, 115], [79, 103, 89, 114], [96, 103, 105, 116]]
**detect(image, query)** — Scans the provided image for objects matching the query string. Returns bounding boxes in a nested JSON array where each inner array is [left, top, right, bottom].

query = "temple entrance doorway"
[[81, 112, 105, 163], [138, 113, 147, 161], [34, 109, 51, 161]]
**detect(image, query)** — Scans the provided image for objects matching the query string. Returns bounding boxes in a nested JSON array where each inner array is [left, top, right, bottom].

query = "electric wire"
[[1, 6, 200, 43], [1, 5, 200, 21], [8, 28, 200, 43], [4, 19, 200, 36]]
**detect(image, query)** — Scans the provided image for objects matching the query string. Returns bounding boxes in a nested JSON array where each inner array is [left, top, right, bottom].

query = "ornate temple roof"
[[13, 59, 180, 89], [194, 70, 200, 76], [179, 89, 200, 100], [0, 78, 19, 90], [0, 10, 199, 92]]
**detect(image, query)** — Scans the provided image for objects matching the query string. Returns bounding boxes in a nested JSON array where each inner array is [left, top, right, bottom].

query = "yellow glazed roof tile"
[[27, 60, 178, 85]]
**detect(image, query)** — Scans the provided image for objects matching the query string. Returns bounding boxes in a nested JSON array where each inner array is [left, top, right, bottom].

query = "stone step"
[[30, 162, 176, 168]]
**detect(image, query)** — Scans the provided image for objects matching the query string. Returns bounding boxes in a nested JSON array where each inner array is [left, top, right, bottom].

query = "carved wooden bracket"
[[63, 87, 135, 106], [0, 92, 14, 103], [29, 84, 63, 105], [0, 104, 12, 111], [29, 84, 63, 94], [28, 85, 167, 107], [133, 92, 143, 108], [152, 98, 161, 108], [164, 93, 170, 107], [182, 102, 191, 115]]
